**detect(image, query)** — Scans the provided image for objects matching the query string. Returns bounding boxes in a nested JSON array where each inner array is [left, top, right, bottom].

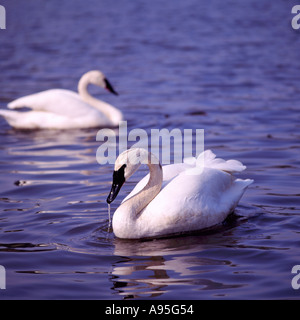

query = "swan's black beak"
[[107, 182, 123, 204], [104, 78, 118, 96], [106, 164, 126, 204]]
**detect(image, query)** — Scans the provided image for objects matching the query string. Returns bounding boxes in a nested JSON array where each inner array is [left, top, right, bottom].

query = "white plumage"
[[0, 70, 122, 129], [107, 148, 253, 239]]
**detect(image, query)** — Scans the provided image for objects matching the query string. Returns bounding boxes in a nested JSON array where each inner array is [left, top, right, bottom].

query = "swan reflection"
[[110, 235, 238, 299]]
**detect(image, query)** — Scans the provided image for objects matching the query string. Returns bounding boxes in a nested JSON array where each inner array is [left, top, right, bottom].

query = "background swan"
[[107, 148, 253, 239], [0, 70, 123, 129]]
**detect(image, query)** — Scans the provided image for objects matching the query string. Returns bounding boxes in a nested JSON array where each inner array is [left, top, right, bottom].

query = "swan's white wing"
[[8, 89, 94, 118], [121, 150, 253, 235], [137, 167, 253, 237], [122, 150, 247, 204]]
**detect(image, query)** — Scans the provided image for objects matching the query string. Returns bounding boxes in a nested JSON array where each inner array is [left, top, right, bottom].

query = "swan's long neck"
[[78, 75, 122, 125], [121, 158, 163, 219]]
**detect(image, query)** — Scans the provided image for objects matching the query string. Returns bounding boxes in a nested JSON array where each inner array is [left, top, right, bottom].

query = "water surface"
[[0, 0, 299, 299]]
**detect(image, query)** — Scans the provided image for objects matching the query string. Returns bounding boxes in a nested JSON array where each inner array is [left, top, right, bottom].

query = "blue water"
[[0, 0, 300, 299]]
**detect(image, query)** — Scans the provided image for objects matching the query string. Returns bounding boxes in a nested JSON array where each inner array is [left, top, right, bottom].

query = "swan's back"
[[2, 89, 116, 129], [124, 150, 249, 202], [8, 89, 93, 117]]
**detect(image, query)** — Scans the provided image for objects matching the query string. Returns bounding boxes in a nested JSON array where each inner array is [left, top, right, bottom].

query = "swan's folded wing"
[[8, 89, 91, 117], [142, 168, 253, 234]]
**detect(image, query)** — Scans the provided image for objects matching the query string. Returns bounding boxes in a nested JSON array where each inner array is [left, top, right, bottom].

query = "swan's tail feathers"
[[0, 109, 38, 129], [223, 178, 254, 214], [196, 150, 247, 173], [235, 178, 254, 189], [0, 109, 19, 123], [0, 109, 28, 128], [230, 178, 253, 205]]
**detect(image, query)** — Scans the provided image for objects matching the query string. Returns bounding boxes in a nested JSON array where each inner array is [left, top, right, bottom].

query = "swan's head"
[[106, 148, 152, 204], [84, 70, 118, 95]]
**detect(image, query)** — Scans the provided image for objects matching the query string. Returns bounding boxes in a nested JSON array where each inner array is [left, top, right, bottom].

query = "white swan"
[[107, 148, 253, 239], [0, 70, 123, 129]]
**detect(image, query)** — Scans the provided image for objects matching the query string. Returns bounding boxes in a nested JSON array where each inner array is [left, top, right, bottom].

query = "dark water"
[[0, 0, 299, 299]]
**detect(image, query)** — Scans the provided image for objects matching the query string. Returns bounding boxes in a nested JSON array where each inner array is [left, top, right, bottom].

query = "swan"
[[107, 148, 253, 239], [0, 70, 123, 129]]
